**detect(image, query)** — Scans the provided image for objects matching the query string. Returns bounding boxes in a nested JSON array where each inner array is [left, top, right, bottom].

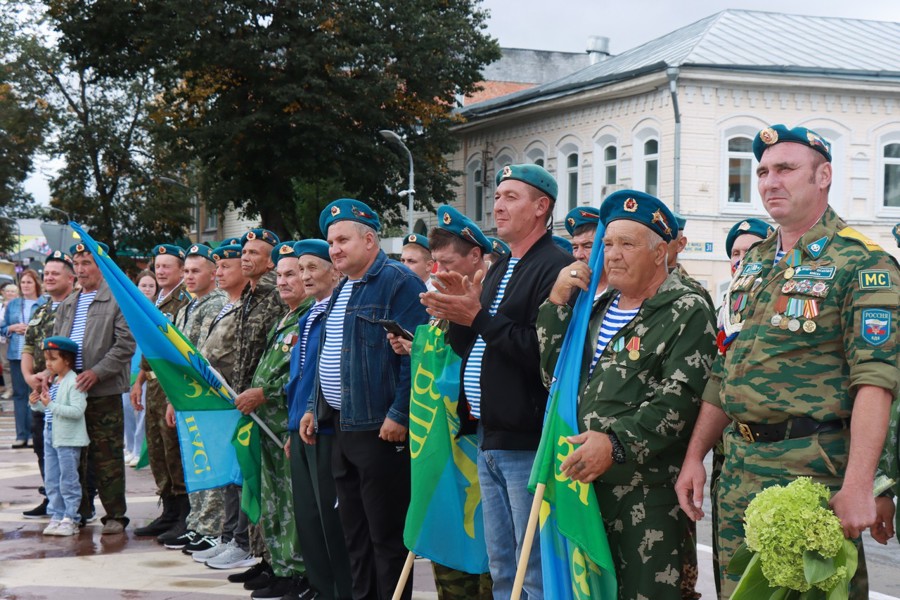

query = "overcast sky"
[[479, 0, 900, 54]]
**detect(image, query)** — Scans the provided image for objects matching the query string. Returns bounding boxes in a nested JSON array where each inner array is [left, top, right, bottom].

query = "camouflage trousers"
[[78, 394, 128, 525], [716, 429, 868, 600], [596, 483, 697, 600], [709, 440, 725, 598], [432, 562, 492, 600], [186, 487, 225, 536], [145, 380, 186, 497], [261, 434, 305, 578]]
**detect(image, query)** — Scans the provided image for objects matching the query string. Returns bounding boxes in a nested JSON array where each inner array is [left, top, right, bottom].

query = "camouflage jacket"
[[200, 299, 241, 389], [141, 281, 193, 373], [538, 270, 717, 487], [24, 293, 72, 372], [703, 206, 900, 423], [235, 271, 287, 392], [174, 288, 227, 348], [251, 306, 305, 436], [673, 262, 715, 309]]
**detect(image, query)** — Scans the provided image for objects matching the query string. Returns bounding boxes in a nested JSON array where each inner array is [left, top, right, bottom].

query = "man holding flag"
[[536, 190, 716, 599]]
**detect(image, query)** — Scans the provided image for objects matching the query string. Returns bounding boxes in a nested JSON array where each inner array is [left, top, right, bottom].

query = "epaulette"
[[837, 227, 882, 252]]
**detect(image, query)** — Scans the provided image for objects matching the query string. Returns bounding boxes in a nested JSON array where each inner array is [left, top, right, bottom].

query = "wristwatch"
[[608, 432, 626, 464]]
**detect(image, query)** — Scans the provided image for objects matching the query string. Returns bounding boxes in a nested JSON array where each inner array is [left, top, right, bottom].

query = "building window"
[[885, 143, 900, 208], [727, 136, 753, 203], [644, 139, 659, 196], [191, 198, 200, 234], [204, 206, 218, 231], [526, 145, 546, 168], [566, 153, 578, 211], [473, 167, 483, 221], [604, 145, 617, 187]]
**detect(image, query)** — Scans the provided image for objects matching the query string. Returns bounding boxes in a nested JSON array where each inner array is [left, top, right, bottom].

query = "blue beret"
[[220, 237, 242, 247], [241, 229, 280, 247], [599, 190, 678, 243], [753, 124, 831, 163], [403, 233, 429, 251], [725, 219, 774, 258], [564, 206, 601, 236], [319, 198, 381, 235], [495, 164, 557, 202], [70, 241, 109, 256], [488, 237, 510, 258], [293, 239, 331, 262], [272, 241, 299, 265], [42, 335, 78, 355], [552, 236, 573, 254], [435, 206, 492, 253], [186, 244, 216, 263], [45, 250, 73, 268], [894, 224, 900, 249], [212, 244, 242, 261], [673, 212, 687, 234], [152, 244, 186, 260]]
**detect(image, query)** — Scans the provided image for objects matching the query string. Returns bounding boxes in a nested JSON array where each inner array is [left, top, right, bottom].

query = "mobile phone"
[[377, 319, 414, 341]]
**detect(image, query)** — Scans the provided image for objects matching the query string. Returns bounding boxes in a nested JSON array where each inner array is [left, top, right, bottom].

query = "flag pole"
[[391, 551, 416, 600], [511, 482, 546, 600], [210, 366, 284, 449]]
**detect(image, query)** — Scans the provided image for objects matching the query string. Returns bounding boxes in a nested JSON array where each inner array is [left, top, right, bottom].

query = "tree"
[[48, 0, 501, 239]]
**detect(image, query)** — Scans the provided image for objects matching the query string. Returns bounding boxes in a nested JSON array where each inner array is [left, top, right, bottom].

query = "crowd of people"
[[8, 122, 900, 600]]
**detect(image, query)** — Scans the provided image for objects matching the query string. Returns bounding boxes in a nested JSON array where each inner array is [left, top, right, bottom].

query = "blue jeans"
[[122, 389, 146, 457], [478, 444, 543, 600], [11, 360, 30, 442], [44, 426, 83, 521]]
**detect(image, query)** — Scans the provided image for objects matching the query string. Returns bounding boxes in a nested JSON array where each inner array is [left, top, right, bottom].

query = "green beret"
[[488, 237, 510, 258], [673, 212, 687, 234], [435, 205, 492, 253], [495, 164, 557, 202], [43, 335, 78, 355], [152, 244, 186, 260], [552, 235, 573, 254], [220, 237, 242, 247], [564, 206, 601, 236], [241, 229, 280, 247], [212, 244, 241, 261], [894, 224, 900, 249], [753, 124, 831, 163], [725, 218, 774, 258], [403, 233, 429, 251], [186, 244, 216, 263], [319, 198, 381, 235], [293, 239, 331, 262], [70, 241, 109, 256], [45, 250, 74, 268], [272, 241, 299, 265], [599, 190, 678, 243]]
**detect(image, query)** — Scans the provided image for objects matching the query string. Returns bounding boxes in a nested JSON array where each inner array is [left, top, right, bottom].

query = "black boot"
[[156, 494, 191, 545], [134, 496, 179, 537]]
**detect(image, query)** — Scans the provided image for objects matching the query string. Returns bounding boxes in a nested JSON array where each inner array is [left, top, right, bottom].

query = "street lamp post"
[[379, 130, 415, 234]]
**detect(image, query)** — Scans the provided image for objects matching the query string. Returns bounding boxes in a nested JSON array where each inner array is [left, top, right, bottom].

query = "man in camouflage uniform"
[[165, 244, 229, 553], [668, 212, 715, 309], [236, 242, 312, 599], [676, 124, 900, 600], [20, 251, 76, 518], [538, 190, 716, 600], [51, 241, 135, 534]]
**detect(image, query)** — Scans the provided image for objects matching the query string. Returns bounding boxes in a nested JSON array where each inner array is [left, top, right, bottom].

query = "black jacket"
[[449, 232, 572, 451]]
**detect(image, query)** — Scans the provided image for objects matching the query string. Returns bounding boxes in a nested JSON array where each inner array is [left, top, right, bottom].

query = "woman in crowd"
[[123, 270, 156, 466]]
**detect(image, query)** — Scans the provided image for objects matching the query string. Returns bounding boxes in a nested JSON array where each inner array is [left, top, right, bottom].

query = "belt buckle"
[[738, 422, 755, 442]]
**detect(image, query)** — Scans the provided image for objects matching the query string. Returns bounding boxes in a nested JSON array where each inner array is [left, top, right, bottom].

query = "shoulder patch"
[[858, 270, 892, 290], [837, 227, 882, 252], [861, 308, 891, 346]]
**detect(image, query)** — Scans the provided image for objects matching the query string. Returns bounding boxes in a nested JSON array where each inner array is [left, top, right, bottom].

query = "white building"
[[440, 9, 900, 297]]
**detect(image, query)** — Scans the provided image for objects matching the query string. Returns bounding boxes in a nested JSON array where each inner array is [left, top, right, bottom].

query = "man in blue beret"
[[725, 218, 774, 274], [485, 237, 509, 271], [51, 240, 135, 533], [565, 205, 608, 297], [667, 212, 715, 309], [299, 198, 428, 600], [551, 235, 573, 255], [285, 239, 352, 600], [133, 243, 194, 542], [678, 125, 900, 599], [421, 166, 572, 599], [539, 189, 716, 600], [400, 233, 434, 283]]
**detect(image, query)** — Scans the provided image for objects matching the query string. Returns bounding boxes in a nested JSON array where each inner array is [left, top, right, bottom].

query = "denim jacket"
[[306, 250, 428, 431], [2, 295, 48, 360]]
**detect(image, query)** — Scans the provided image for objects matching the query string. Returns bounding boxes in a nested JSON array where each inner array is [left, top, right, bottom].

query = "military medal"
[[784, 267, 795, 280], [612, 338, 625, 352], [788, 318, 801, 331], [731, 313, 741, 325], [626, 337, 641, 361], [802, 299, 819, 334], [802, 320, 817, 333], [771, 314, 783, 327], [781, 249, 801, 280]]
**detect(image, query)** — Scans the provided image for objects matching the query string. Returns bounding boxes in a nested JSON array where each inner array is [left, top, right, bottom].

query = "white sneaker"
[[43, 520, 61, 535], [124, 451, 133, 461], [128, 455, 140, 467], [55, 518, 77, 536], [193, 538, 230, 563], [205, 539, 256, 569]]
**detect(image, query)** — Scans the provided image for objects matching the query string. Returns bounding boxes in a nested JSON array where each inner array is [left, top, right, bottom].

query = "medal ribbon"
[[803, 299, 819, 319], [626, 337, 641, 353]]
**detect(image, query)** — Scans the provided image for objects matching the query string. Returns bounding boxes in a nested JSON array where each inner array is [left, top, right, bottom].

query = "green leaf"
[[731, 552, 778, 600], [835, 539, 858, 579], [768, 587, 792, 600], [802, 586, 827, 600], [803, 550, 835, 584], [728, 543, 755, 575], [825, 582, 849, 600]]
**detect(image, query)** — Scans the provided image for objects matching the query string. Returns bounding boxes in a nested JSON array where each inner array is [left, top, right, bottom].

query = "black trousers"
[[32, 411, 45, 481], [332, 416, 411, 600]]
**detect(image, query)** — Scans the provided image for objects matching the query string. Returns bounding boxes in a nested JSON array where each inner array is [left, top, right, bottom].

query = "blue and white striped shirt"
[[43, 301, 61, 424], [300, 299, 329, 368], [462, 258, 520, 418], [589, 295, 639, 375], [70, 291, 97, 371], [319, 281, 357, 410]]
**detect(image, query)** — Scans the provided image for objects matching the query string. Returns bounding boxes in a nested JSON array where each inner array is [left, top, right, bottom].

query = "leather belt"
[[734, 417, 849, 443]]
